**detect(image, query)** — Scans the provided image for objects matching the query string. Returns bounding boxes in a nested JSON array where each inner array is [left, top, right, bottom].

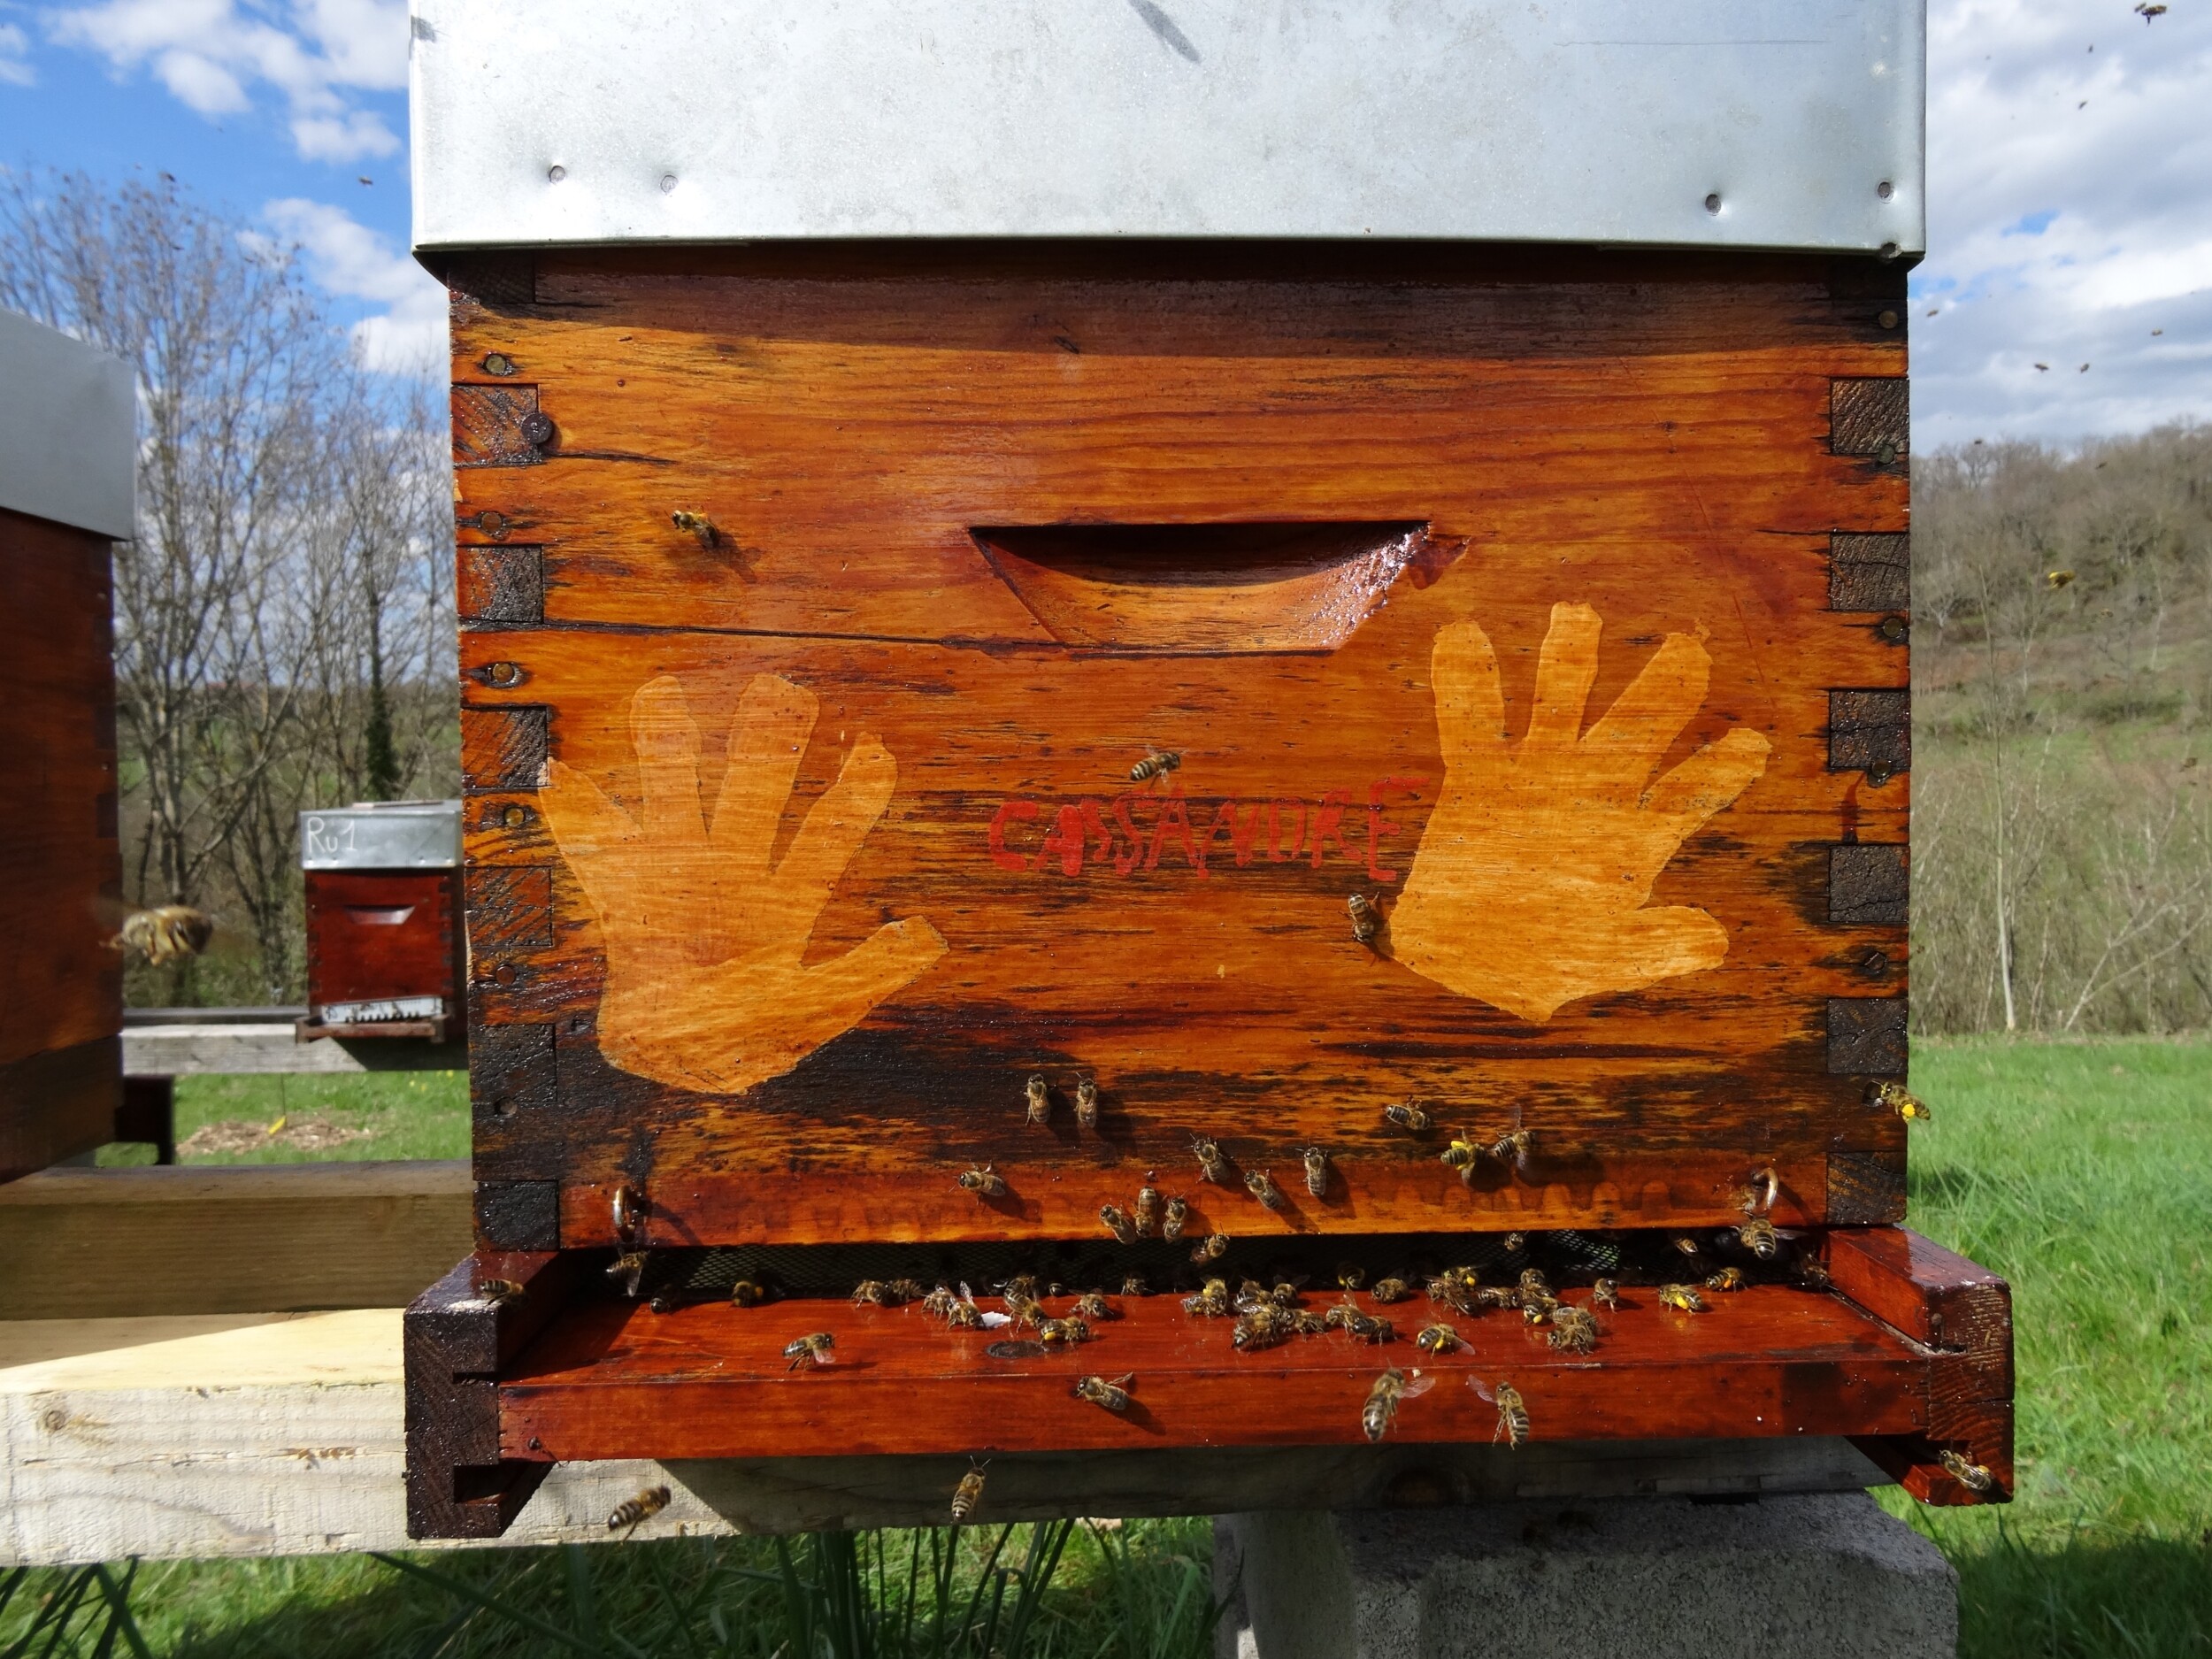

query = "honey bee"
[[1073, 1372, 1135, 1412], [852, 1279, 892, 1307], [1705, 1267, 1747, 1292], [607, 1485, 671, 1532], [1134, 1185, 1161, 1236], [1348, 893, 1381, 945], [1130, 749, 1182, 784], [1475, 1286, 1522, 1310], [1520, 1294, 1559, 1325], [1121, 1272, 1151, 1298], [1939, 1449, 1996, 1493], [1425, 1272, 1478, 1317], [1302, 1147, 1331, 1198], [607, 1251, 648, 1298], [1656, 1283, 1709, 1314], [1738, 1218, 1781, 1260], [887, 1279, 926, 1304], [1490, 1128, 1534, 1164], [1291, 1309, 1328, 1335], [784, 1332, 836, 1369], [946, 1299, 986, 1330], [1190, 1233, 1230, 1264], [1440, 1133, 1479, 1173], [1362, 1366, 1433, 1442], [950, 1462, 987, 1524], [1245, 1169, 1286, 1210], [1038, 1316, 1092, 1347], [730, 1279, 768, 1308], [1233, 1278, 1273, 1312], [1075, 1077, 1100, 1129], [1006, 1294, 1046, 1329], [1025, 1074, 1050, 1125], [1002, 1274, 1041, 1304], [1502, 1232, 1526, 1254], [1518, 1268, 1551, 1297], [1384, 1101, 1431, 1133], [958, 1164, 1007, 1197], [115, 905, 214, 966], [1162, 1197, 1188, 1242], [1192, 1136, 1230, 1183], [1072, 1291, 1119, 1322], [1327, 1301, 1394, 1342], [1873, 1080, 1932, 1124], [1233, 1304, 1295, 1351], [1337, 1262, 1367, 1291], [1370, 1277, 1412, 1303], [1739, 1164, 1779, 1216], [475, 1278, 524, 1307], [1473, 1378, 1529, 1448], [1183, 1278, 1232, 1317], [1796, 1256, 1833, 1292], [1415, 1323, 1461, 1355], [1100, 1203, 1141, 1245], [918, 1283, 955, 1317], [1546, 1307, 1597, 1354], [1591, 1278, 1621, 1310], [1671, 1234, 1702, 1258]]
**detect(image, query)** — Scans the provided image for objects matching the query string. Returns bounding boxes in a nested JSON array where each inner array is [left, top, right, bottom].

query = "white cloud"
[[263, 196, 445, 373], [1915, 0, 2212, 447], [0, 23, 35, 84], [45, 0, 406, 161]]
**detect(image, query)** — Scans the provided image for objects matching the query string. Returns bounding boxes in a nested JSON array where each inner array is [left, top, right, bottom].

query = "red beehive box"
[[301, 803, 465, 1040]]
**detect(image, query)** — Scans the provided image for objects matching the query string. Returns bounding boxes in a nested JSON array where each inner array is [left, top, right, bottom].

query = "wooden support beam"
[[121, 1009, 465, 1078], [0, 1162, 472, 1319]]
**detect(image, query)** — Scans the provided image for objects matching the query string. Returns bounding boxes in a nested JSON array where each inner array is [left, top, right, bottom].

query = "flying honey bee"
[[607, 1485, 671, 1532], [1183, 1278, 1232, 1317], [114, 904, 215, 967], [1162, 1197, 1188, 1241], [950, 1462, 987, 1524], [1074, 1372, 1135, 1412], [1190, 1233, 1231, 1264], [475, 1278, 524, 1307], [1038, 1316, 1092, 1347], [1501, 1232, 1527, 1254], [1245, 1169, 1286, 1210], [1370, 1276, 1412, 1303], [958, 1164, 1007, 1197], [1473, 1378, 1529, 1448], [1362, 1366, 1433, 1442], [1233, 1304, 1296, 1351], [1302, 1147, 1330, 1198], [1939, 1449, 1996, 1493], [1546, 1306, 1597, 1353], [1384, 1101, 1432, 1133], [784, 1332, 836, 1369], [1072, 1291, 1119, 1322], [1121, 1272, 1151, 1297], [1336, 1262, 1367, 1291], [1671, 1234, 1702, 1258], [1100, 1203, 1141, 1245], [1075, 1077, 1100, 1129], [1705, 1266, 1747, 1293], [1192, 1136, 1230, 1183], [1490, 1128, 1534, 1164], [1130, 749, 1182, 784], [607, 1251, 648, 1298], [1738, 1218, 1781, 1260], [1415, 1323, 1461, 1355], [1134, 1185, 1161, 1235], [1348, 893, 1381, 945], [1656, 1283, 1709, 1314], [1873, 1080, 1932, 1124], [1591, 1278, 1620, 1310], [1025, 1074, 1050, 1125]]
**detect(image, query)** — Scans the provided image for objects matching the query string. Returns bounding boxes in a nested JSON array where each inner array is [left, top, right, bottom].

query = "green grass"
[[1887, 1035, 2212, 1657], [99, 1071, 469, 1167]]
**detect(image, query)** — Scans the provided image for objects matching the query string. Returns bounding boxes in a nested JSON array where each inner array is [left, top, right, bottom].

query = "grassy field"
[[23, 1037, 2212, 1655], [98, 1071, 468, 1166]]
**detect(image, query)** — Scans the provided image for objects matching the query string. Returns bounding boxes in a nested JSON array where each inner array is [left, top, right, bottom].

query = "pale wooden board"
[[122, 1022, 465, 1078], [0, 1310, 1886, 1564]]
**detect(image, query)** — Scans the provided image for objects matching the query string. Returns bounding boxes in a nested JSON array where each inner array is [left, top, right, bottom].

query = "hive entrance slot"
[[972, 521, 1446, 654]]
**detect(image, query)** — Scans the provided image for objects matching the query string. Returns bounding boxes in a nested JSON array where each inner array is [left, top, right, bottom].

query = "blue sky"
[[2, 0, 2207, 448]]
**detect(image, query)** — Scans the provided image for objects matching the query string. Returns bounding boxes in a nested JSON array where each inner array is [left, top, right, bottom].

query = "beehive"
[[405, 0, 2009, 1538], [300, 801, 465, 1040]]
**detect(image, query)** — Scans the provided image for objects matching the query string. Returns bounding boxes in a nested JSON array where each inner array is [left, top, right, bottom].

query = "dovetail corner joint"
[[1827, 997, 1908, 1076], [466, 865, 556, 951], [1828, 844, 1909, 926], [1829, 533, 1910, 612], [1827, 1150, 1907, 1225], [458, 545, 545, 626], [453, 384, 549, 468], [474, 1179, 561, 1252], [1831, 379, 1909, 461], [460, 707, 549, 795], [1828, 690, 1910, 779]]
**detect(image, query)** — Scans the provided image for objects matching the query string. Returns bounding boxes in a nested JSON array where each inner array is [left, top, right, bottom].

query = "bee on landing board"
[[1705, 1267, 1747, 1293], [1657, 1283, 1709, 1314], [1025, 1074, 1050, 1125], [1546, 1307, 1598, 1354], [1183, 1278, 1233, 1317], [475, 1277, 524, 1308], [1244, 1170, 1286, 1210], [1362, 1367, 1432, 1442], [607, 1485, 671, 1533], [1939, 1450, 1996, 1493], [1384, 1101, 1432, 1133], [115, 905, 214, 966], [1075, 1077, 1100, 1129], [1369, 1277, 1412, 1304], [958, 1164, 1007, 1197], [1303, 1147, 1331, 1198], [1489, 1128, 1534, 1166], [1473, 1378, 1530, 1448], [1191, 1136, 1230, 1184], [1233, 1304, 1295, 1351], [851, 1279, 893, 1307], [1038, 1316, 1092, 1347], [1072, 1291, 1120, 1323], [1134, 1185, 1162, 1236], [1100, 1204, 1141, 1245], [1591, 1278, 1621, 1310], [950, 1462, 987, 1524], [1130, 749, 1182, 785], [1348, 893, 1381, 946], [1415, 1323, 1462, 1355], [1518, 1268, 1551, 1298], [1325, 1299, 1394, 1342], [945, 1299, 987, 1330], [1161, 1196, 1188, 1242], [1796, 1256, 1834, 1292], [1121, 1272, 1152, 1298], [1074, 1372, 1136, 1412], [784, 1332, 835, 1369], [1440, 1133, 1479, 1175], [1190, 1232, 1231, 1264]]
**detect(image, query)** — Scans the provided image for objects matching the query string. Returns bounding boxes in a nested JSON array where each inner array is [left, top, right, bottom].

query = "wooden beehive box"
[[300, 802, 466, 1040], [0, 309, 133, 1179], [406, 0, 2011, 1537]]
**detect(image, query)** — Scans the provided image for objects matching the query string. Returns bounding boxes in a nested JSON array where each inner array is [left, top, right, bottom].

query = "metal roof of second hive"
[[409, 0, 1924, 256]]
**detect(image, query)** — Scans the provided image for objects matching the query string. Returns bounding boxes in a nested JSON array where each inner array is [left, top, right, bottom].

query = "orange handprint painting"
[[541, 674, 947, 1095], [1389, 603, 1771, 1022]]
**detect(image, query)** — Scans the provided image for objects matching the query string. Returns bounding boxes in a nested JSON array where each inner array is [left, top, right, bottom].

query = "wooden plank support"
[[122, 1009, 465, 1078], [1827, 1227, 2016, 1505], [0, 1162, 472, 1319]]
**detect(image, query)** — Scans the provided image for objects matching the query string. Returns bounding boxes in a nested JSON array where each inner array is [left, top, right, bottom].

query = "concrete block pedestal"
[[1214, 1494, 1956, 1659]]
